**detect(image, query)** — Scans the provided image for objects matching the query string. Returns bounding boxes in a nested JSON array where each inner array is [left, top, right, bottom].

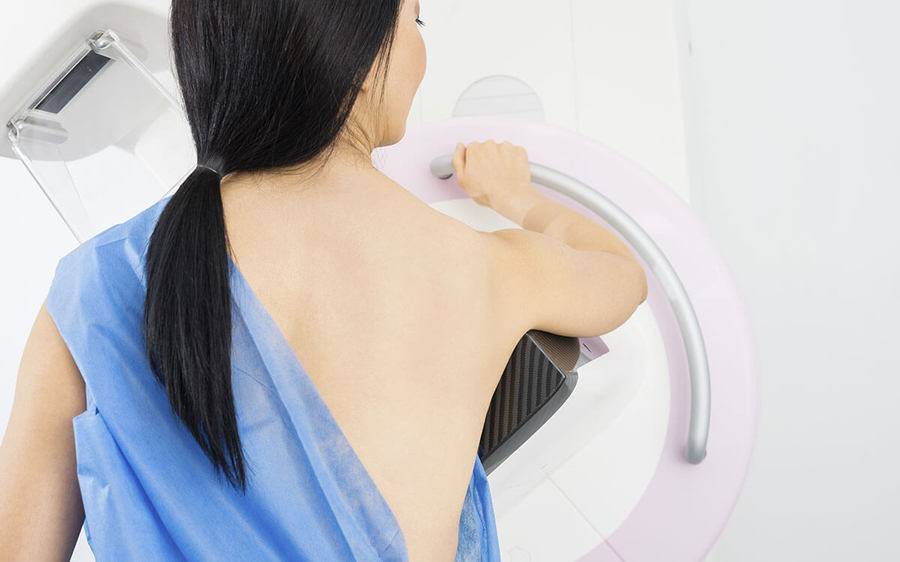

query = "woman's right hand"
[[452, 140, 535, 209]]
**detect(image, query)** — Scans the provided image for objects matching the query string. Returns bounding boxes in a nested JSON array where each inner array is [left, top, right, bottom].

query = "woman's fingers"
[[452, 142, 467, 182]]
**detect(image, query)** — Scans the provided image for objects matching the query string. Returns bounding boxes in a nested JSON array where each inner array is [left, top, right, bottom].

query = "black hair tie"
[[196, 164, 222, 177], [196, 154, 226, 177]]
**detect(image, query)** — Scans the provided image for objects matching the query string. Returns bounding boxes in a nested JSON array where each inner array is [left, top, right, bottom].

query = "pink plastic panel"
[[375, 116, 759, 561]]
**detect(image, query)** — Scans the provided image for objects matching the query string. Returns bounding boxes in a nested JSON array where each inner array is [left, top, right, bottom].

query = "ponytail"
[[161, 0, 405, 493], [143, 159, 249, 492]]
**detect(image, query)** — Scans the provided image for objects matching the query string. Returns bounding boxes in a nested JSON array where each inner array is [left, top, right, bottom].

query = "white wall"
[[411, 0, 691, 202], [674, 1, 900, 560]]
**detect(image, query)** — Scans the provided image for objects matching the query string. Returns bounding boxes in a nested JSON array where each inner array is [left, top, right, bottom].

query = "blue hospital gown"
[[46, 195, 501, 561]]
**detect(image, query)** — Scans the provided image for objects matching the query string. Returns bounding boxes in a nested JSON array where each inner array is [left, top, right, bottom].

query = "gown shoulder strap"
[[46, 223, 149, 417]]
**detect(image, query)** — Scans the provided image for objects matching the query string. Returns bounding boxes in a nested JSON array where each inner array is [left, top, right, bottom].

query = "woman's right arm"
[[0, 302, 85, 561], [453, 140, 648, 338]]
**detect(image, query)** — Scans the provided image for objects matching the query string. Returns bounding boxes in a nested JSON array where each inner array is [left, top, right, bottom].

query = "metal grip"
[[430, 154, 711, 464]]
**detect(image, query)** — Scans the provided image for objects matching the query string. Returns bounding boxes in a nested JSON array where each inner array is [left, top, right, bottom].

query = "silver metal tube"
[[430, 155, 710, 464]]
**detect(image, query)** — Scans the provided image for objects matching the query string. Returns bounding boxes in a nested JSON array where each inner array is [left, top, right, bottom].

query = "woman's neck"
[[222, 141, 382, 197]]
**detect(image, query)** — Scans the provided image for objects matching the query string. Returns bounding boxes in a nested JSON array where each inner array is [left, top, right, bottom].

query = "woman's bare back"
[[0, 142, 645, 560], [221, 173, 521, 561]]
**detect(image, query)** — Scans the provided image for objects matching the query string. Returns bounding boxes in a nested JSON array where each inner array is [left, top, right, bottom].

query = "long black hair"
[[144, 0, 403, 493]]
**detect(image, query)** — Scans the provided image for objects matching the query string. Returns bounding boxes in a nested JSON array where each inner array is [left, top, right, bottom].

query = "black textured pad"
[[478, 330, 580, 474]]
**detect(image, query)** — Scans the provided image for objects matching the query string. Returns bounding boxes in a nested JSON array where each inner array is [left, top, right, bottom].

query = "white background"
[[1, 0, 897, 560], [680, 1, 900, 560]]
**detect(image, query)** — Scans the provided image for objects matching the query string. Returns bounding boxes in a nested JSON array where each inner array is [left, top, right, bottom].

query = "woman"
[[0, 0, 647, 560]]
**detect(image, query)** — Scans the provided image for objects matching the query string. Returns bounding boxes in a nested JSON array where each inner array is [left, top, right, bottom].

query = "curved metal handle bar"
[[429, 155, 710, 464]]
